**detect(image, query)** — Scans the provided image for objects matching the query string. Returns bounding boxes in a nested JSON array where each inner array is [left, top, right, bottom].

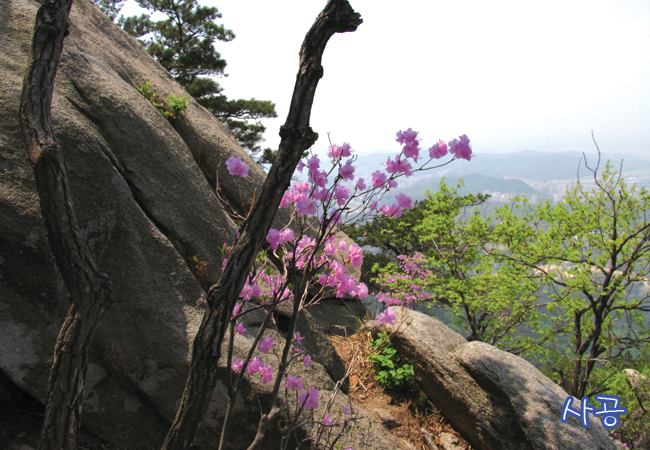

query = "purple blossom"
[[247, 356, 264, 375], [296, 198, 317, 216], [334, 185, 350, 206], [348, 243, 363, 267], [449, 134, 472, 161], [231, 357, 244, 372], [403, 141, 419, 161], [377, 307, 396, 325], [266, 228, 283, 251], [339, 160, 355, 181], [299, 386, 320, 410], [225, 156, 249, 177], [371, 170, 387, 188], [396, 128, 418, 144], [258, 335, 275, 354], [328, 143, 352, 159], [261, 364, 273, 384], [285, 375, 303, 390], [428, 140, 448, 159], [395, 193, 414, 209]]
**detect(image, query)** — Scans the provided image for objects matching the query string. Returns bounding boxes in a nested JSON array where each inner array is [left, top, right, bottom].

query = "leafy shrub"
[[137, 81, 188, 119], [368, 331, 414, 390]]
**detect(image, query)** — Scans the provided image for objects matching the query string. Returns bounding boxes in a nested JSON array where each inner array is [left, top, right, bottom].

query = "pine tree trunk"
[[19, 1, 113, 449], [161, 1, 362, 449]]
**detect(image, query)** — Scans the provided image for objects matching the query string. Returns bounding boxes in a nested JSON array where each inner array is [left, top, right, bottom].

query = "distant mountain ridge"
[[350, 149, 650, 203]]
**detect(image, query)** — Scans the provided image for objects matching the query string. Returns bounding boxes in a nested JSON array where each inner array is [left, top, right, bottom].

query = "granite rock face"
[[0, 0, 363, 447], [363, 307, 617, 450]]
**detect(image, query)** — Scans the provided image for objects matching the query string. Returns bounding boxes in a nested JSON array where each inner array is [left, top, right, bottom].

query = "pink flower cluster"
[[448, 134, 472, 161], [266, 228, 295, 251], [222, 130, 471, 432], [299, 386, 320, 410], [395, 127, 473, 162], [226, 156, 249, 178], [231, 356, 273, 384], [375, 253, 433, 307], [324, 237, 363, 267], [376, 307, 396, 325], [318, 257, 369, 299]]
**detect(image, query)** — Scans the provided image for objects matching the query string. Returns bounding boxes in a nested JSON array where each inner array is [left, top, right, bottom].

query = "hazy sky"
[[123, 1, 650, 157]]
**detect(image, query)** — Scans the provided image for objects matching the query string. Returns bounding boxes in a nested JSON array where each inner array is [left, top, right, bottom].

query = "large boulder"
[[0, 0, 361, 447], [363, 307, 617, 450]]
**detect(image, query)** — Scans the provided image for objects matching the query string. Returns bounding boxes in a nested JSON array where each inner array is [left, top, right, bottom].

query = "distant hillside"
[[381, 172, 552, 204], [350, 149, 650, 204], [354, 149, 650, 183]]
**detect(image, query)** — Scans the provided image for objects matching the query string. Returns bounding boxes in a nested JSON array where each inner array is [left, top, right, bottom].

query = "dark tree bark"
[[19, 1, 113, 449], [161, 1, 362, 449]]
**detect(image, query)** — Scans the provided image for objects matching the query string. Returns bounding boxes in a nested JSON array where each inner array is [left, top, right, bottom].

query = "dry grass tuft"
[[330, 331, 472, 450]]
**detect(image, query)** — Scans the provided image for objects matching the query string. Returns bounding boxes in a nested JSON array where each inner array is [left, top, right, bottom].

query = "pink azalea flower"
[[226, 156, 249, 178], [388, 179, 398, 189], [312, 187, 329, 201], [279, 190, 294, 208], [261, 364, 273, 384], [280, 228, 294, 243], [396, 128, 418, 144], [295, 181, 311, 193], [232, 303, 241, 316], [309, 170, 328, 188], [385, 156, 399, 174], [334, 185, 350, 206], [247, 356, 264, 375], [354, 282, 369, 299], [449, 134, 472, 161], [324, 237, 337, 256], [303, 354, 312, 368], [429, 140, 448, 159], [231, 357, 244, 372], [293, 332, 304, 346], [296, 236, 316, 254], [376, 307, 396, 325], [296, 198, 317, 216], [342, 406, 350, 415], [266, 228, 283, 251], [356, 178, 366, 191], [299, 387, 320, 410], [381, 203, 402, 218], [348, 243, 363, 267], [258, 335, 275, 354], [371, 170, 387, 188], [403, 141, 419, 161], [307, 155, 321, 173], [328, 143, 352, 159], [240, 281, 261, 301], [285, 375, 303, 390], [339, 160, 355, 181], [395, 193, 414, 209], [235, 323, 246, 336], [323, 414, 333, 426], [296, 160, 306, 172], [397, 158, 413, 177]]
